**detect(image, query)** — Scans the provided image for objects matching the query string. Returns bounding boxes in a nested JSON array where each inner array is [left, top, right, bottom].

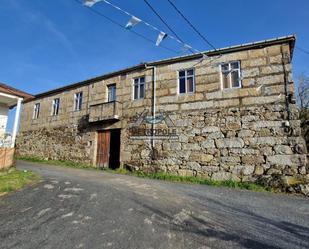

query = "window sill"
[[178, 92, 195, 96], [221, 86, 242, 92], [132, 98, 145, 101]]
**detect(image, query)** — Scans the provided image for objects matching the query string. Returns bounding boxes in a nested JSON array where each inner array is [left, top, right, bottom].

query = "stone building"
[[17, 35, 308, 183]]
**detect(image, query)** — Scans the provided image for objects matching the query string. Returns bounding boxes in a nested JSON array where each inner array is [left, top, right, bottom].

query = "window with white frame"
[[33, 103, 40, 119], [74, 92, 83, 111], [107, 84, 116, 102], [178, 69, 195, 94], [220, 61, 241, 89], [133, 76, 145, 100], [52, 98, 60, 116]]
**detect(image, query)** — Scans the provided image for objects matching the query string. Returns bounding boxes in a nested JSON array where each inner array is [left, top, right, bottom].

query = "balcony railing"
[[89, 101, 122, 122]]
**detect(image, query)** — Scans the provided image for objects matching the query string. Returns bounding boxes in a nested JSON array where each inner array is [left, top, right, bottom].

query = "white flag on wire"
[[156, 31, 167, 46], [181, 44, 192, 53], [256, 82, 264, 92], [84, 0, 103, 7], [125, 16, 141, 29], [201, 53, 208, 60]]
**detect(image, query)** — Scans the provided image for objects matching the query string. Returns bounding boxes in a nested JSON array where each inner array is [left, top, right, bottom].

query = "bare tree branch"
[[297, 74, 309, 109], [296, 74, 309, 151]]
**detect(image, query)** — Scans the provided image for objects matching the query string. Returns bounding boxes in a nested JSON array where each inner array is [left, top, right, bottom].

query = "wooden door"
[[97, 130, 111, 168]]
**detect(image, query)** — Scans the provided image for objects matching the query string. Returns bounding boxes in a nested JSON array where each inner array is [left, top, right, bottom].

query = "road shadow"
[[131, 195, 309, 249]]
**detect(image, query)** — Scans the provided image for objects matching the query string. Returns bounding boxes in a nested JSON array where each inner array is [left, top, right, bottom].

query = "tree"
[[297, 74, 309, 109], [296, 74, 309, 150]]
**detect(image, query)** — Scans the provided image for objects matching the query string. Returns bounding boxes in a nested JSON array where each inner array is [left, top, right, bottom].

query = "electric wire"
[[73, 0, 179, 54], [101, 0, 200, 54], [296, 46, 309, 55], [166, 0, 217, 51], [143, 0, 196, 54]]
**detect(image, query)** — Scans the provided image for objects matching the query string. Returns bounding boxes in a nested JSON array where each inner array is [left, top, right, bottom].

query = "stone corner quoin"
[[16, 36, 308, 188]]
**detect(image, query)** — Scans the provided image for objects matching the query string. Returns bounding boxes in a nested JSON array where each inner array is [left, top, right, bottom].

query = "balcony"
[[89, 101, 122, 122]]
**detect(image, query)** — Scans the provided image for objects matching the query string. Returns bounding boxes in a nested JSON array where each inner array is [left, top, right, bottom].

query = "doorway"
[[96, 129, 120, 169]]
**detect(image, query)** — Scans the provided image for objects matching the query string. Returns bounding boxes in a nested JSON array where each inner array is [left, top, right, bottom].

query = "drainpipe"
[[145, 64, 156, 157]]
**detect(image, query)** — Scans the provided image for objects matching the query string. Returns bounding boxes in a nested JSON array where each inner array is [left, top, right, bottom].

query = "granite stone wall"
[[122, 104, 308, 184], [16, 125, 94, 164]]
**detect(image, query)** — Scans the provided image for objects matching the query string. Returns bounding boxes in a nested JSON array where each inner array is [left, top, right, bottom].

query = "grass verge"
[[111, 168, 269, 192], [16, 156, 95, 170], [17, 156, 268, 192], [0, 168, 39, 194]]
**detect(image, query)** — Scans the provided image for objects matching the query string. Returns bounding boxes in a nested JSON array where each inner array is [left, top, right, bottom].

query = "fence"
[[0, 148, 15, 169], [0, 135, 14, 169]]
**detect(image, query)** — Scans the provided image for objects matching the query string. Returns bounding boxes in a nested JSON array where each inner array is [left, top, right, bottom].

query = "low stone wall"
[[123, 103, 308, 193], [16, 126, 93, 164], [0, 148, 15, 169]]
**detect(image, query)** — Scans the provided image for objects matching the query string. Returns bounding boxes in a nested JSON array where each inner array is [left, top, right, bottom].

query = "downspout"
[[87, 83, 90, 116], [145, 64, 156, 157]]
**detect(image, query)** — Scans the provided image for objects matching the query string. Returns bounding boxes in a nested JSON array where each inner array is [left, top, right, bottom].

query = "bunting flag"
[[273, 93, 283, 103], [256, 85, 262, 92], [125, 16, 141, 29], [84, 0, 102, 7], [180, 44, 193, 54], [201, 53, 208, 60], [156, 31, 167, 46], [80, 0, 205, 55], [256, 83, 264, 92]]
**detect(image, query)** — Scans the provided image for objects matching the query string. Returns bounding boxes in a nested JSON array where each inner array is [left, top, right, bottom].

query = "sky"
[[1, 0, 309, 131]]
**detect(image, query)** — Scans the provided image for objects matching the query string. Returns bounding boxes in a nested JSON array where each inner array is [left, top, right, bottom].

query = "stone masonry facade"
[[16, 36, 308, 191]]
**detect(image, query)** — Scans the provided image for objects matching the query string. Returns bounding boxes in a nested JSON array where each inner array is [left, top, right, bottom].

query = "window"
[[107, 84, 116, 102], [33, 103, 40, 119], [133, 76, 145, 100], [220, 61, 241, 89], [52, 98, 60, 116], [178, 69, 195, 94], [74, 92, 83, 111]]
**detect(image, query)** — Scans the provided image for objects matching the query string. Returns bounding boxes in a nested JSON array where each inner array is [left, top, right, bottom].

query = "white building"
[[0, 83, 32, 168]]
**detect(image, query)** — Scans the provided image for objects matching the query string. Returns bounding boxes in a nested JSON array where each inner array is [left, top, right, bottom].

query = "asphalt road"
[[0, 161, 309, 249]]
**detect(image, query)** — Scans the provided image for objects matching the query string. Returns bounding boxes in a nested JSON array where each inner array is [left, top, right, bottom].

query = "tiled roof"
[[0, 82, 34, 101]]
